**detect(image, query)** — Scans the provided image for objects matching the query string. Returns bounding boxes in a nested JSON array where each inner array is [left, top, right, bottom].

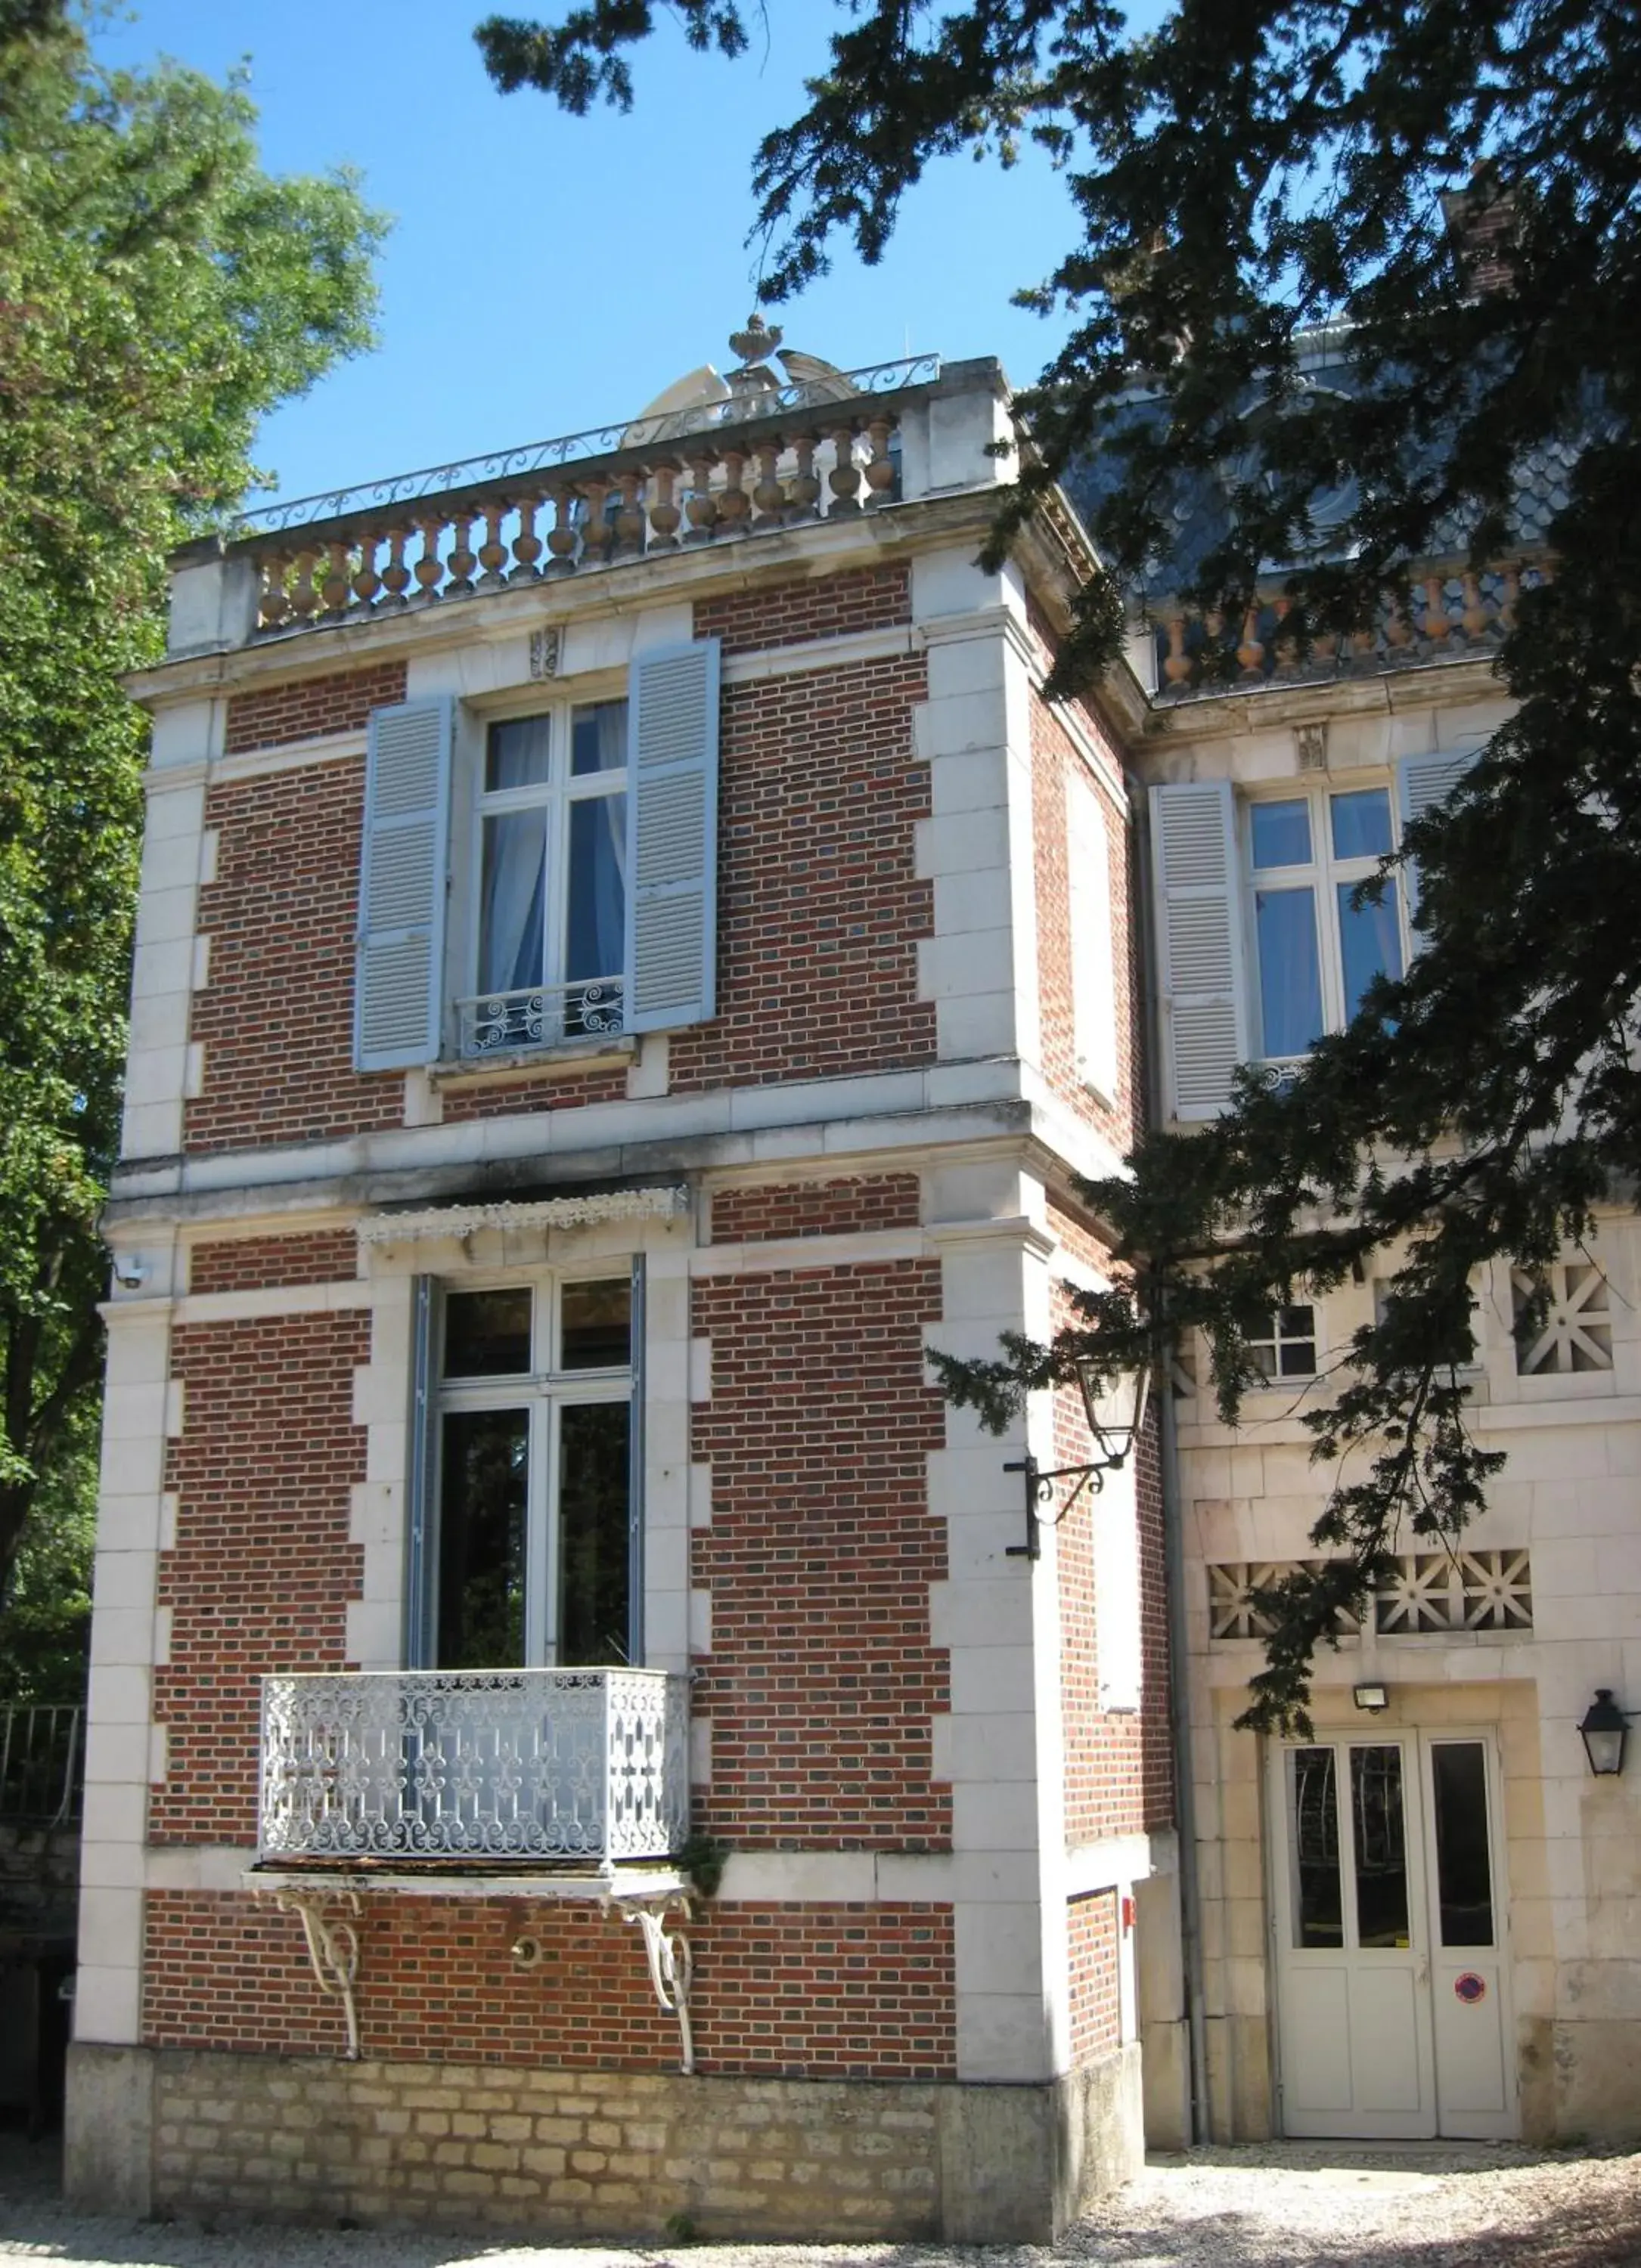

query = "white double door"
[[1270, 1731, 1514, 2139]]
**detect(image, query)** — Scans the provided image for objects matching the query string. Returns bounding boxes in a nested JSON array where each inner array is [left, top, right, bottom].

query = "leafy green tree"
[[0, 2, 384, 1694], [477, 0, 1640, 1727]]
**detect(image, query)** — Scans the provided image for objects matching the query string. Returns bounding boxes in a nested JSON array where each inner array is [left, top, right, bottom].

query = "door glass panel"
[[437, 1408, 529, 1668], [479, 807, 547, 993], [1432, 1742, 1495, 1947], [1255, 887, 1324, 1056], [443, 1288, 532, 1377], [557, 1402, 631, 1665], [1336, 878, 1404, 1016], [566, 791, 627, 983], [1351, 1744, 1412, 1948], [486, 712, 552, 792], [1288, 1746, 1344, 1947], [1329, 788, 1394, 861], [560, 1278, 631, 1370], [1251, 799, 1314, 869]]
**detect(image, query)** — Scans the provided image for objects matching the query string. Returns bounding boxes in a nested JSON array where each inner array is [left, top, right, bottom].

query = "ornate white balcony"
[[257, 1668, 690, 1867]]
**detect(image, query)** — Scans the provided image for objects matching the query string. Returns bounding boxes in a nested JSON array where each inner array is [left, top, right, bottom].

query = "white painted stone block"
[[955, 1991, 1052, 2083], [926, 637, 1009, 705], [914, 688, 1010, 759], [119, 1098, 184, 1162], [344, 1600, 402, 1671], [73, 1964, 141, 2047], [910, 551, 1002, 621], [132, 883, 201, 950], [88, 1609, 160, 1671], [917, 809, 1013, 879], [89, 1551, 157, 1616]]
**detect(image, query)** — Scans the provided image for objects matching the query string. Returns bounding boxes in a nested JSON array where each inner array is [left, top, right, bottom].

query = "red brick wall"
[[690, 1259, 950, 1850], [1047, 1244, 1174, 1848], [224, 661, 407, 755], [693, 565, 910, 657], [1030, 687, 1141, 1151], [1066, 1889, 1121, 2067], [150, 1312, 368, 1844], [188, 1231, 358, 1297], [710, 1175, 921, 1244], [439, 1067, 629, 1123], [142, 1892, 956, 2080], [187, 759, 403, 1154], [669, 655, 935, 1092]]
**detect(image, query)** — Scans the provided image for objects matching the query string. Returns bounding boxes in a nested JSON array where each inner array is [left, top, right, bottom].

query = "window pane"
[[1330, 788, 1394, 861], [571, 699, 628, 777], [1337, 880, 1404, 1017], [558, 1402, 631, 1665], [1351, 1744, 1412, 1949], [566, 792, 626, 981], [479, 809, 546, 993], [560, 1279, 631, 1369], [1255, 887, 1324, 1055], [1251, 799, 1313, 869], [486, 714, 551, 792], [1432, 1743, 1495, 1947], [443, 1289, 532, 1377], [1289, 1746, 1343, 1948], [437, 1408, 529, 1668]]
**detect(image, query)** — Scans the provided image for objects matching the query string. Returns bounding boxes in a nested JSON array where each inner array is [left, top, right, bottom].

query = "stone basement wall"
[[68, 2039, 1143, 2242]]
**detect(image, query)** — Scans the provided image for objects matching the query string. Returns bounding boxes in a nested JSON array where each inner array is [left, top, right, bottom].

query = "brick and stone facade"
[[72, 358, 1177, 2239]]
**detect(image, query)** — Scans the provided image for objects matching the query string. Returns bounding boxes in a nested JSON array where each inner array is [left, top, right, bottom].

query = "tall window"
[[1249, 787, 1405, 1059], [433, 1275, 634, 1668], [467, 700, 628, 1052]]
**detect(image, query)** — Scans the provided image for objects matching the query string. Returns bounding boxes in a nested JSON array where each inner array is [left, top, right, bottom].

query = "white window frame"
[[458, 696, 630, 1058], [1245, 1303, 1320, 1383], [1243, 782, 1410, 1064], [1068, 770, 1121, 1107], [430, 1269, 637, 1668]]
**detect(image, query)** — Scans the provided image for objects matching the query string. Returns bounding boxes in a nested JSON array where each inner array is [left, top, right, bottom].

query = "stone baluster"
[[412, 519, 445, 602], [1383, 584, 1413, 652], [380, 528, 413, 609], [1311, 622, 1339, 671], [1461, 570, 1490, 643], [613, 471, 647, 557], [445, 514, 477, 597], [787, 434, 821, 522], [647, 460, 682, 550], [683, 450, 719, 544], [827, 424, 863, 515], [545, 488, 579, 575], [1498, 562, 1521, 634], [752, 440, 785, 531], [863, 415, 896, 507], [1421, 573, 1449, 641], [288, 550, 320, 623], [321, 541, 352, 616], [352, 535, 382, 609], [580, 480, 613, 565], [257, 555, 291, 630], [477, 502, 510, 591], [1269, 596, 1297, 677], [1162, 615, 1192, 686], [510, 497, 543, 581], [1236, 606, 1265, 680], [718, 450, 750, 534]]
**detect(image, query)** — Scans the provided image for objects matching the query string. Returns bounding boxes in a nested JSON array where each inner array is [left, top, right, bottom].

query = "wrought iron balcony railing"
[[454, 975, 625, 1059], [257, 1668, 690, 1867], [0, 1703, 83, 1826]]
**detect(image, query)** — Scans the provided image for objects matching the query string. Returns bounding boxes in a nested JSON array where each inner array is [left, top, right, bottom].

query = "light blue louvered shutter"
[[1397, 748, 1478, 928], [1150, 779, 1249, 1121], [353, 697, 454, 1071], [624, 639, 720, 1034]]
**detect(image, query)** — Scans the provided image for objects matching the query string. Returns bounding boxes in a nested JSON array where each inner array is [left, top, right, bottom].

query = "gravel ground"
[[2, 2130, 1638, 2268]]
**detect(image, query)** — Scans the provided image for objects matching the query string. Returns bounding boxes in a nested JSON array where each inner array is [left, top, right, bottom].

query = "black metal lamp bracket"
[[1003, 1452, 1111, 1560]]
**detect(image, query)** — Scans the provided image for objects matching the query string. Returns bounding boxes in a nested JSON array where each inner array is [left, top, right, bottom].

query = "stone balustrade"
[[233, 365, 937, 641], [1149, 556, 1549, 699]]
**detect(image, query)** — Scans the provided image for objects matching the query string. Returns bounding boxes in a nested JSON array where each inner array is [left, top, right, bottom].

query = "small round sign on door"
[[1454, 1972, 1487, 2005]]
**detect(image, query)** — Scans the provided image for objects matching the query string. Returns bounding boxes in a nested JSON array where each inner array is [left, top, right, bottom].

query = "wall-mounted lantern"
[[1577, 1689, 1631, 1777], [1004, 1360, 1152, 1562]]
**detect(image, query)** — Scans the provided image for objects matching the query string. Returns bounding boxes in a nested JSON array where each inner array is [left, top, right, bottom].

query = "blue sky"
[[97, 4, 1087, 511]]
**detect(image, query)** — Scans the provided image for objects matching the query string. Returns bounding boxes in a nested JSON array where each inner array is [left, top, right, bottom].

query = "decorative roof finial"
[[728, 312, 783, 373]]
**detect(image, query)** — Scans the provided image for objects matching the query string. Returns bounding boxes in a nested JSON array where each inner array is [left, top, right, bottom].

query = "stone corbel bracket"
[[277, 1890, 363, 2060], [606, 1888, 695, 2074]]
